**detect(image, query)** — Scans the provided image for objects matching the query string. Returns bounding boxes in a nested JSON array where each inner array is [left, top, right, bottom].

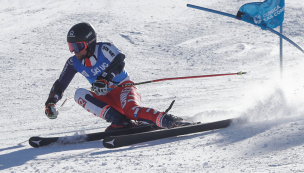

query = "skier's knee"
[[74, 88, 92, 106]]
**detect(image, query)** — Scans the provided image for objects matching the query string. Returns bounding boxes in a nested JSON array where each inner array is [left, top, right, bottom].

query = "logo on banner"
[[263, 5, 285, 22], [78, 97, 87, 108]]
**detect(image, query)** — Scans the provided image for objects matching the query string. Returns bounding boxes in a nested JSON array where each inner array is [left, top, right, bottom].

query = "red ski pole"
[[108, 71, 246, 88]]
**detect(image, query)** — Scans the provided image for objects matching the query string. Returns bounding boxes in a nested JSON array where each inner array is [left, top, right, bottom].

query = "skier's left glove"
[[92, 79, 109, 96], [45, 98, 58, 119]]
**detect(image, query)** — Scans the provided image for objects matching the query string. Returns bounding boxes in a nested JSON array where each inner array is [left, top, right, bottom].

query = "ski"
[[103, 119, 233, 149], [29, 124, 158, 148]]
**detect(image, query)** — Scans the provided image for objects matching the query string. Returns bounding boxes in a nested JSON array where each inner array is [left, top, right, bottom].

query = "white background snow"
[[1, 0, 304, 172]]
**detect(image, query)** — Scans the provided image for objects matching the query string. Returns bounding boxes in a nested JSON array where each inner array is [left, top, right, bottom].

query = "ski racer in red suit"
[[45, 22, 183, 131]]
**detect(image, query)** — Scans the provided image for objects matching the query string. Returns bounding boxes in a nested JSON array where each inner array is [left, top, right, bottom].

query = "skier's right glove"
[[45, 98, 58, 119], [92, 79, 109, 96]]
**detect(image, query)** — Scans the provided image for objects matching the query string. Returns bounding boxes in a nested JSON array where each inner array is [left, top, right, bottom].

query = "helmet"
[[67, 22, 97, 53]]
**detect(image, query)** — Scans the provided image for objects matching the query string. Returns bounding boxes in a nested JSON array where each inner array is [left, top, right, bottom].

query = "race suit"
[[46, 42, 166, 127]]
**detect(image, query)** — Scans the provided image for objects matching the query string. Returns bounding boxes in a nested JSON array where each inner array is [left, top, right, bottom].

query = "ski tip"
[[29, 137, 42, 148], [103, 137, 117, 149]]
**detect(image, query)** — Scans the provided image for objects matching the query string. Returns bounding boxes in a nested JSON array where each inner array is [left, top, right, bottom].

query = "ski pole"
[[108, 71, 246, 88], [57, 97, 74, 110], [57, 72, 246, 108]]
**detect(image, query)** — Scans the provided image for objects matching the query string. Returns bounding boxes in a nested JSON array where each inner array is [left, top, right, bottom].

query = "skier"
[[44, 22, 183, 131]]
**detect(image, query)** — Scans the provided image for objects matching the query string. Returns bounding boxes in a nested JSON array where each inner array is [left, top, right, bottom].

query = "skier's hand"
[[92, 79, 109, 96], [45, 102, 58, 119]]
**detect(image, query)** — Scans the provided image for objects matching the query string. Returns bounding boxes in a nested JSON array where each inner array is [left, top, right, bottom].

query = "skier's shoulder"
[[62, 56, 77, 72], [99, 42, 121, 59], [57, 56, 77, 83], [99, 42, 117, 48], [66, 56, 74, 65]]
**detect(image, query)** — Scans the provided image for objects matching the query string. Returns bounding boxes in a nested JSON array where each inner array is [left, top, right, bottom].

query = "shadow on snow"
[[1, 116, 304, 170]]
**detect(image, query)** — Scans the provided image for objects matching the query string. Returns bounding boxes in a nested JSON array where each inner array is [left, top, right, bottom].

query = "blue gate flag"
[[187, 3, 304, 53], [236, 0, 285, 30]]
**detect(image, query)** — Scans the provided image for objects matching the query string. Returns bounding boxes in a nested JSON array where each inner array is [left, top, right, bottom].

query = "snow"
[[1, 0, 304, 172]]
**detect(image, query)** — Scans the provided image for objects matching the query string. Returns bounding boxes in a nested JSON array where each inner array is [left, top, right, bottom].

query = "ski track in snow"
[[1, 0, 304, 172]]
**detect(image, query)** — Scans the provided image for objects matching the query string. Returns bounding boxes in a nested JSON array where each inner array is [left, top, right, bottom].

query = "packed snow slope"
[[1, 0, 304, 172]]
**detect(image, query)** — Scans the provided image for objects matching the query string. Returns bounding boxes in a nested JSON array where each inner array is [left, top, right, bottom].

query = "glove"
[[92, 79, 109, 96], [45, 103, 58, 119], [45, 98, 58, 119]]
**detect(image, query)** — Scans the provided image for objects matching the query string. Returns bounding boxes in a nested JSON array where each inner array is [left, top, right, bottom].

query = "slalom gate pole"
[[108, 72, 246, 88], [280, 25, 283, 78], [187, 4, 236, 18], [267, 28, 304, 53]]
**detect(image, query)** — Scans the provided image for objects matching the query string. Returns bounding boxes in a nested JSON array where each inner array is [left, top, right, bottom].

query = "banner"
[[237, 0, 285, 29]]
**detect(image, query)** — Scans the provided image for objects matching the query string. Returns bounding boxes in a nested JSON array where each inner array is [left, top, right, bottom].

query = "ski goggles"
[[68, 42, 87, 53]]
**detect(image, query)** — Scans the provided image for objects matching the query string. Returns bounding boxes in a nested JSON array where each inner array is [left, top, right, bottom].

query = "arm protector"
[[97, 53, 125, 82]]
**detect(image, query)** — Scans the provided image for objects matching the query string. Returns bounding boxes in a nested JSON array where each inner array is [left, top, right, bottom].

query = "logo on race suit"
[[78, 97, 87, 108], [133, 108, 139, 118], [68, 58, 73, 65], [68, 30, 75, 37], [81, 70, 90, 77], [102, 45, 115, 57], [54, 94, 60, 101], [91, 63, 109, 76], [120, 88, 132, 109]]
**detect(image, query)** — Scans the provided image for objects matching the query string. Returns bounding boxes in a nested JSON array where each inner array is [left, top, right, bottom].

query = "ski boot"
[[158, 100, 183, 129], [159, 112, 183, 129], [105, 116, 136, 132]]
